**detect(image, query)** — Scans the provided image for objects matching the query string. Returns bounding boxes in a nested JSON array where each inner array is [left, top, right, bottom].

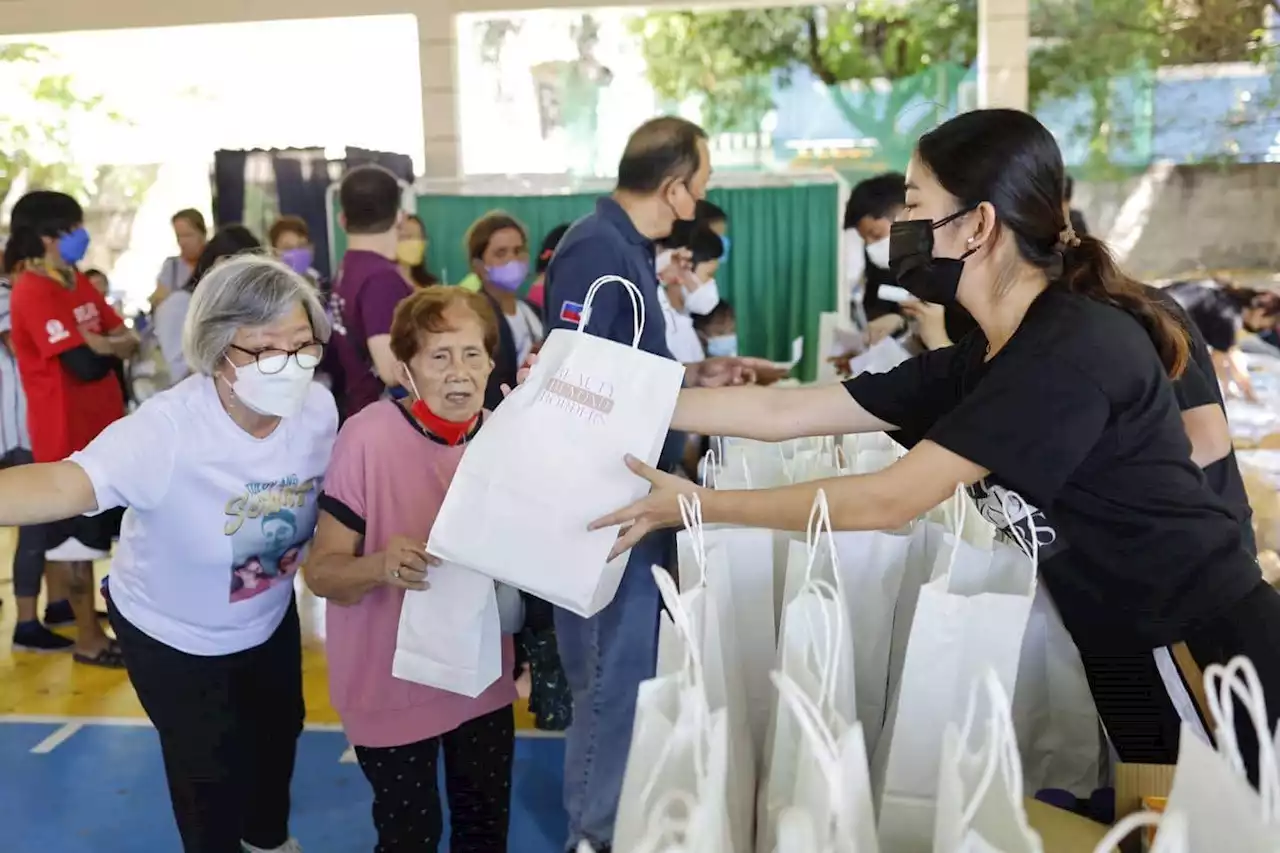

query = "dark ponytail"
[[1058, 236, 1189, 378], [917, 110, 1189, 378], [2, 225, 45, 275]]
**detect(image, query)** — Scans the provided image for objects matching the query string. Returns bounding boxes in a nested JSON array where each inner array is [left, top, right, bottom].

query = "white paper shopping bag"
[[392, 560, 502, 698], [1163, 656, 1280, 852], [1011, 587, 1102, 796], [428, 275, 685, 617], [616, 565, 733, 853], [875, 489, 1037, 853], [933, 670, 1043, 853], [773, 671, 881, 853]]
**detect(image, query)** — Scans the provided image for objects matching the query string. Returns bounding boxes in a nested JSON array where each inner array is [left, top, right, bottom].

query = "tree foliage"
[[633, 3, 976, 133], [634, 1, 1272, 143], [0, 43, 125, 207]]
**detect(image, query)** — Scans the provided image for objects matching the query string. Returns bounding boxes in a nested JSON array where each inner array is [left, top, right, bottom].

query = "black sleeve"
[[318, 493, 366, 537], [58, 346, 116, 382], [1171, 355, 1218, 412], [924, 355, 1110, 506], [1188, 293, 1239, 354], [843, 344, 968, 447]]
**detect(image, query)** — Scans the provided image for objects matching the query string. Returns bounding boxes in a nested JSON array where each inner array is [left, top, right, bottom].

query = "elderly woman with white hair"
[[0, 255, 336, 853]]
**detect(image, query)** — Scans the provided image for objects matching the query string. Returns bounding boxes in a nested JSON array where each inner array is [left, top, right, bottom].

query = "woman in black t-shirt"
[[595, 109, 1278, 775]]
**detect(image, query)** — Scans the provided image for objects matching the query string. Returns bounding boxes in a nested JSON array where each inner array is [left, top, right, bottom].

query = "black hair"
[[1064, 175, 1076, 203], [187, 224, 262, 291], [340, 164, 402, 235], [402, 214, 439, 286], [536, 223, 571, 274], [4, 190, 84, 273], [84, 268, 108, 281], [692, 299, 735, 333], [664, 221, 724, 266], [917, 108, 1188, 378], [843, 173, 905, 230], [616, 117, 708, 195], [696, 199, 727, 225]]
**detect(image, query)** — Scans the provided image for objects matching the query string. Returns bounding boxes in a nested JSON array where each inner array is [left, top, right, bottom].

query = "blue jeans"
[[554, 533, 670, 850]]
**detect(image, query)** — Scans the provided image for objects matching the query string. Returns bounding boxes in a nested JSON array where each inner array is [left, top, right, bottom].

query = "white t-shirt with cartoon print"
[[70, 374, 337, 656]]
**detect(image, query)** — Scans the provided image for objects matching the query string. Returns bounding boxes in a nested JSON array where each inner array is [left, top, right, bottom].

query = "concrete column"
[[417, 10, 463, 179], [977, 0, 1030, 110]]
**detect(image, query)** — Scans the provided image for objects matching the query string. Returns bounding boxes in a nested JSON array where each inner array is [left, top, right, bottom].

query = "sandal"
[[73, 640, 126, 669]]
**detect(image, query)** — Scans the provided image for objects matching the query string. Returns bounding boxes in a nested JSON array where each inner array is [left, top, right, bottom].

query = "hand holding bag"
[[428, 275, 686, 617], [392, 559, 502, 698]]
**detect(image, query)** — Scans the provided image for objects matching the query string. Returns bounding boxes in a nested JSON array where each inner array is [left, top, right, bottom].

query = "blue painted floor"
[[0, 723, 568, 853]]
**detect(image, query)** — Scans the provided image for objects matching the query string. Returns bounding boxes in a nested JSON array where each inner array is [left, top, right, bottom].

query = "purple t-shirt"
[[330, 250, 412, 418], [321, 400, 516, 748]]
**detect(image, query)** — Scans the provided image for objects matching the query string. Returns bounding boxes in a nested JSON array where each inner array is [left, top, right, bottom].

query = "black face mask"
[[888, 208, 978, 305]]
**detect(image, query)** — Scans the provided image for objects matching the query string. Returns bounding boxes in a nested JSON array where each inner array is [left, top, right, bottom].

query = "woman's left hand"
[[589, 455, 704, 560]]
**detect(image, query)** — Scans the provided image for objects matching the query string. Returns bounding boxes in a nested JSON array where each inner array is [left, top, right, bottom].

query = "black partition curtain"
[[212, 147, 413, 280]]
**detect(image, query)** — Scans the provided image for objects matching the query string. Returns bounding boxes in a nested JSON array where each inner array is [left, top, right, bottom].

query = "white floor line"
[[30, 722, 83, 754], [0, 713, 564, 739], [339, 745, 357, 764]]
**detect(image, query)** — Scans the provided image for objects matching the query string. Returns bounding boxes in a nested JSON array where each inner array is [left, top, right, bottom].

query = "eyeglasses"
[[230, 342, 324, 374]]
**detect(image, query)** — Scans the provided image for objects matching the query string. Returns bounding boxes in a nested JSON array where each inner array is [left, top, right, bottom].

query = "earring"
[[967, 236, 976, 245]]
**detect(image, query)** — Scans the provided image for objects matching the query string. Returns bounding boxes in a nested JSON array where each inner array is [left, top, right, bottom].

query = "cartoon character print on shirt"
[[224, 475, 320, 602], [967, 478, 1067, 563]]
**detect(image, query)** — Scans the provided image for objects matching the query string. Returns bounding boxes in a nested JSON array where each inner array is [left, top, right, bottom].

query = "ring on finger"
[[392, 568, 402, 580]]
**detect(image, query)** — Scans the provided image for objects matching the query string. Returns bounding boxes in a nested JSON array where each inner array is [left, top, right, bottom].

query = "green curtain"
[[706, 184, 839, 381], [327, 182, 839, 381]]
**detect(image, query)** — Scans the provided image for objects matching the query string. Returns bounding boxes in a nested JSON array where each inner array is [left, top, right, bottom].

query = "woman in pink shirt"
[[304, 286, 516, 852]]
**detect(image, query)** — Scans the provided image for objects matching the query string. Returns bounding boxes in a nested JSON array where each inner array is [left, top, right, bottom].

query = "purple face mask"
[[280, 247, 314, 276], [486, 259, 529, 292]]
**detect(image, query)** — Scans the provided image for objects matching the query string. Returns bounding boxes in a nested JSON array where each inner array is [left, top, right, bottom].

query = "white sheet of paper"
[[776, 336, 805, 371]]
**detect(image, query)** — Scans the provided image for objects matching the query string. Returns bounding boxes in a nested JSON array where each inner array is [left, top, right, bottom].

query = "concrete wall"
[[1078, 163, 1280, 280]]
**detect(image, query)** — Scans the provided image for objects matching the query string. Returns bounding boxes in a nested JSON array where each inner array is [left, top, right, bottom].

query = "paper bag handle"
[[771, 670, 848, 844], [1203, 656, 1280, 818], [580, 275, 646, 349], [699, 449, 718, 491], [678, 493, 709, 590], [955, 669, 1030, 832]]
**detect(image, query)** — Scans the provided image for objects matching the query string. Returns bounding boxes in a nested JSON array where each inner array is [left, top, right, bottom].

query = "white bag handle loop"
[[955, 670, 1028, 831], [580, 275, 646, 349], [646, 565, 711, 799], [678, 494, 709, 590], [940, 484, 970, 578], [771, 671, 847, 846], [803, 489, 841, 588], [777, 443, 796, 484], [795, 577, 845, 716], [1091, 810, 1189, 853], [635, 789, 696, 853], [699, 449, 718, 491], [1203, 656, 1280, 818]]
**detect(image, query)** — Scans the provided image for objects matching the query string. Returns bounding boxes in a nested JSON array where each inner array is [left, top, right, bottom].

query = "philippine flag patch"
[[559, 300, 584, 324]]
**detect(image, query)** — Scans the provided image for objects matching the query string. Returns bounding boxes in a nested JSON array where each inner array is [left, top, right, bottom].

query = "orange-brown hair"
[[390, 286, 499, 363], [464, 211, 527, 262], [268, 215, 310, 247]]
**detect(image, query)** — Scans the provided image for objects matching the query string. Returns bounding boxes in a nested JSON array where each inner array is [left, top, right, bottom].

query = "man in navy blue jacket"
[[544, 116, 758, 851]]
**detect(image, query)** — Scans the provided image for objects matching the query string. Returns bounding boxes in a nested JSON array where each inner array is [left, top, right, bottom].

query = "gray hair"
[[182, 254, 331, 376]]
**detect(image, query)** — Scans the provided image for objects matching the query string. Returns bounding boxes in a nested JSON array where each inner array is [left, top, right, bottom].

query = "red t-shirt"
[[11, 268, 125, 462]]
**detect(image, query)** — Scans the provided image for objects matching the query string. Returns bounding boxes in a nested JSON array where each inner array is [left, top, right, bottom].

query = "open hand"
[[901, 300, 951, 351], [380, 535, 437, 591], [589, 455, 704, 560]]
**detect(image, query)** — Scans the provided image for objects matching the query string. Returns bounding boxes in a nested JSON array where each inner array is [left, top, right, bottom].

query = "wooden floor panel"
[[0, 527, 536, 728]]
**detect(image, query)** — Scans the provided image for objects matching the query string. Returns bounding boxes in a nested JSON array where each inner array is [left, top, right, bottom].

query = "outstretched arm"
[[0, 462, 99, 526], [671, 383, 896, 443], [593, 440, 985, 556]]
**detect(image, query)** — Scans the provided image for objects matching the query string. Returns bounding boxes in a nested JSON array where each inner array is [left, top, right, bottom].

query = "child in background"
[[693, 299, 737, 358]]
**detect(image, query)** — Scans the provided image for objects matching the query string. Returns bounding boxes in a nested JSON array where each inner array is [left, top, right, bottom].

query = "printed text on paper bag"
[[538, 369, 615, 424]]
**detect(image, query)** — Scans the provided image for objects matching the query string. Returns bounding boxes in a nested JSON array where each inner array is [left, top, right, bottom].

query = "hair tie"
[[1056, 225, 1082, 253]]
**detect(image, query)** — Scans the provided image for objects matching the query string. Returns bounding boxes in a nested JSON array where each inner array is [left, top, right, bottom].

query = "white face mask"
[[866, 236, 891, 270], [226, 355, 314, 418], [705, 334, 738, 358], [684, 278, 721, 316], [655, 249, 675, 276]]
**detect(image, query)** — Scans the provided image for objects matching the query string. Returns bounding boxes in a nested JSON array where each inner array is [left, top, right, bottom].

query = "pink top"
[[321, 400, 516, 748]]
